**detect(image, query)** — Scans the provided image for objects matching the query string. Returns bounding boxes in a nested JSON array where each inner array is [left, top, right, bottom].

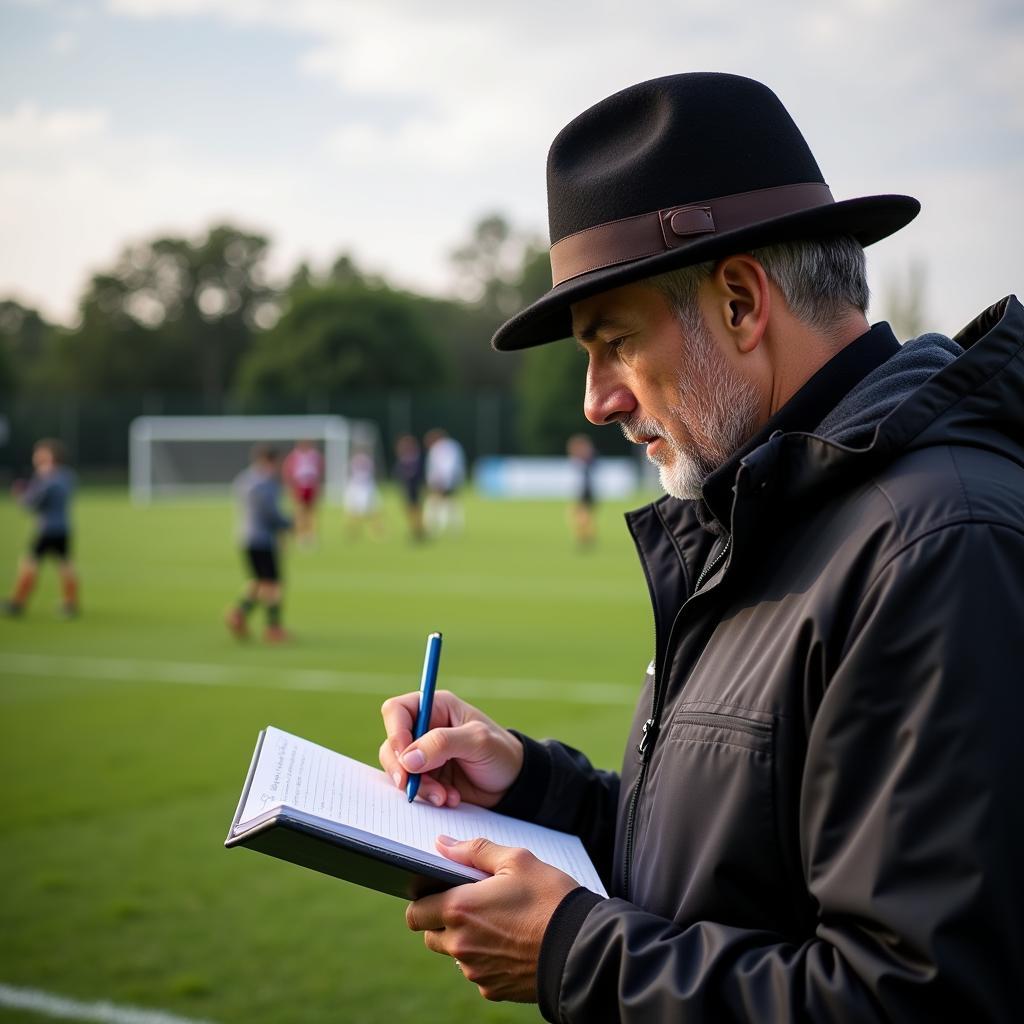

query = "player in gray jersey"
[[225, 445, 293, 643], [3, 438, 80, 618]]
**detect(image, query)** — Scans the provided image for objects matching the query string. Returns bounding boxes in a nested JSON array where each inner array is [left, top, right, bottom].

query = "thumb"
[[436, 834, 519, 874], [400, 724, 481, 773]]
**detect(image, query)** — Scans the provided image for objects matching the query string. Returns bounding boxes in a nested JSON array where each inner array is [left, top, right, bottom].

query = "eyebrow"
[[574, 313, 628, 344]]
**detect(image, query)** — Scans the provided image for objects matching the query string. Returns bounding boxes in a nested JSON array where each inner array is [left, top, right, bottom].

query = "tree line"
[[0, 215, 600, 455]]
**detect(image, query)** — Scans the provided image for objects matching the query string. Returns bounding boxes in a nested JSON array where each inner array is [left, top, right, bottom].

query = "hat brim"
[[492, 194, 920, 351]]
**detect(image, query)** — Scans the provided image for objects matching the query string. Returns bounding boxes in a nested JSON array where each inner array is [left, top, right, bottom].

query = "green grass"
[[0, 487, 653, 1024]]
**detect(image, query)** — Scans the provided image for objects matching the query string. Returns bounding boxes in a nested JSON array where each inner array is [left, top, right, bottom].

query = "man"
[[342, 445, 383, 540], [566, 433, 597, 548], [282, 439, 324, 546], [423, 428, 467, 536], [3, 438, 80, 618], [393, 433, 427, 542], [379, 74, 1024, 1020], [225, 444, 292, 643]]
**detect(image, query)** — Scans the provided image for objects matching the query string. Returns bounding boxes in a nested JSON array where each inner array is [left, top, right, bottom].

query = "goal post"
[[128, 415, 380, 504]]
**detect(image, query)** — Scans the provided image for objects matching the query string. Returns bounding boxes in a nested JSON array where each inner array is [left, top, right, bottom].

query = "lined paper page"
[[239, 726, 606, 896]]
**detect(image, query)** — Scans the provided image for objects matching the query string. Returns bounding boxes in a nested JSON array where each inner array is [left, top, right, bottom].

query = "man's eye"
[[607, 336, 626, 351]]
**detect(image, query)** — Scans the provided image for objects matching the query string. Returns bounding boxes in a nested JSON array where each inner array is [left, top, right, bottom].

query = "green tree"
[[234, 282, 450, 402], [511, 244, 612, 453], [517, 339, 592, 453], [0, 299, 56, 397], [50, 224, 273, 400], [444, 216, 551, 393]]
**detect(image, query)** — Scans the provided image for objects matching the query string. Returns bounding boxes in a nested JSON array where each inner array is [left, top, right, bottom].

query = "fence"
[[0, 390, 635, 480]]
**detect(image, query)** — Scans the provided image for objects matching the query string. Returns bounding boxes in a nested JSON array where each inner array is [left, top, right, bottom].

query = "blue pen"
[[406, 631, 443, 803]]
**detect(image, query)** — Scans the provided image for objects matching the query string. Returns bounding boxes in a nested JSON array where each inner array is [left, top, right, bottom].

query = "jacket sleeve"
[[542, 521, 1024, 1022], [495, 732, 620, 890]]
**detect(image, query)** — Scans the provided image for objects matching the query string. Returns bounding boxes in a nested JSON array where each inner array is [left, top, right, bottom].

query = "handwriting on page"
[[241, 727, 605, 895]]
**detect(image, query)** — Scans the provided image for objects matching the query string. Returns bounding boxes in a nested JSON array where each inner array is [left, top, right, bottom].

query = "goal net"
[[128, 415, 380, 504]]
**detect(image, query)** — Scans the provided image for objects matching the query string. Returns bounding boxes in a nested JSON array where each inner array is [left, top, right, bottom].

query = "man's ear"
[[708, 255, 771, 354]]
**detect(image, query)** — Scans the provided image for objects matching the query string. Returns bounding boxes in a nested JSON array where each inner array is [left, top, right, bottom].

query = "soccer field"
[[0, 488, 654, 1024]]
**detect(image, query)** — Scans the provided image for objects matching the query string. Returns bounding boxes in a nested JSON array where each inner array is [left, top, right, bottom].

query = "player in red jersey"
[[282, 439, 324, 546]]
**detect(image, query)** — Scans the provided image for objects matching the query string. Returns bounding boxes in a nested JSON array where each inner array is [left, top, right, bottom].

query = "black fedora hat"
[[492, 72, 919, 351]]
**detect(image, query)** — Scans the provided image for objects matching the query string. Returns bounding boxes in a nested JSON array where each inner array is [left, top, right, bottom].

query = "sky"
[[1, 0, 1022, 334]]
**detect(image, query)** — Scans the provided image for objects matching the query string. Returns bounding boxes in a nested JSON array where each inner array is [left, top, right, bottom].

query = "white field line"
[[0, 982, 217, 1024], [0, 652, 636, 705]]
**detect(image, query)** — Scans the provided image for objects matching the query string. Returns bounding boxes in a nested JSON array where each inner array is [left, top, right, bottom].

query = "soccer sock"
[[266, 602, 282, 628], [237, 597, 257, 618], [12, 566, 37, 606], [61, 571, 79, 608]]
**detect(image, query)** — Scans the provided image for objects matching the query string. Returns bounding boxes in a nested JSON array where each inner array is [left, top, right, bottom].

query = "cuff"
[[537, 886, 604, 1023], [492, 730, 551, 822]]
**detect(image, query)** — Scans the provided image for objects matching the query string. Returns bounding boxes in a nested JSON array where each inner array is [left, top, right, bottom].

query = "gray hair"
[[649, 235, 869, 335]]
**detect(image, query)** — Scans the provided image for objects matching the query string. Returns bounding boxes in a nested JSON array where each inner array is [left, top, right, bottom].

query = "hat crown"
[[546, 72, 825, 244]]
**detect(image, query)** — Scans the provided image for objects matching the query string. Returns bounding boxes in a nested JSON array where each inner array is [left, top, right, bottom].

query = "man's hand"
[[379, 690, 523, 807], [406, 835, 579, 1002]]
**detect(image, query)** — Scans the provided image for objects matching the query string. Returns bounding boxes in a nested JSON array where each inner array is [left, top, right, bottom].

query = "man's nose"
[[584, 363, 637, 426]]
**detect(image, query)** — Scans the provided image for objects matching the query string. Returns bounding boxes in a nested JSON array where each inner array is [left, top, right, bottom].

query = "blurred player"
[[393, 433, 426, 542], [282, 439, 324, 546], [423, 428, 466, 536], [567, 433, 598, 548], [2, 438, 80, 618], [225, 445, 293, 643], [343, 446, 383, 539]]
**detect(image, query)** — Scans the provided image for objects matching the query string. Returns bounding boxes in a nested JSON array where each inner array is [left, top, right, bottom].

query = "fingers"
[[395, 724, 487, 807], [379, 739, 450, 805], [379, 738, 452, 806], [381, 688, 464, 745], [377, 737, 407, 789], [399, 719, 489, 774], [436, 834, 529, 875], [379, 693, 417, 787], [381, 691, 487, 806], [380, 693, 418, 752], [405, 892, 447, 932]]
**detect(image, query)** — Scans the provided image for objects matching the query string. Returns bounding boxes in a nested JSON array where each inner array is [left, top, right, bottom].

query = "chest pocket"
[[631, 700, 785, 929], [670, 704, 773, 752]]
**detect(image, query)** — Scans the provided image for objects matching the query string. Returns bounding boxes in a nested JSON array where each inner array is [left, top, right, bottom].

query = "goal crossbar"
[[129, 415, 355, 504]]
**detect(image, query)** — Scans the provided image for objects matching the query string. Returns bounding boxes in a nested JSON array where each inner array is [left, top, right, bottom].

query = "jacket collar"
[[701, 322, 901, 531], [753, 294, 1024, 505], [627, 295, 1024, 587]]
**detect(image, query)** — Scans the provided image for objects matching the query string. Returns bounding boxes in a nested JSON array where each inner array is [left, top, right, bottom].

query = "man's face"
[[32, 447, 55, 475], [572, 281, 761, 500]]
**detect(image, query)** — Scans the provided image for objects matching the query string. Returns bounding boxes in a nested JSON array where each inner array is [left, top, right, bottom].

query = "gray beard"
[[622, 320, 761, 502]]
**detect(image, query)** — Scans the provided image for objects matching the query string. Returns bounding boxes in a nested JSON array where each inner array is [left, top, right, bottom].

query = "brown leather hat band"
[[548, 182, 835, 287]]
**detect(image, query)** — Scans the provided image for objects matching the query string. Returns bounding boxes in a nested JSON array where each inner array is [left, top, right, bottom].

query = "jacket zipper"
[[621, 535, 732, 898], [695, 536, 731, 592]]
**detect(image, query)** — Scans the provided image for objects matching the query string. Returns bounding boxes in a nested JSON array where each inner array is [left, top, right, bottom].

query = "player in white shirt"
[[423, 428, 466, 536], [343, 447, 383, 539]]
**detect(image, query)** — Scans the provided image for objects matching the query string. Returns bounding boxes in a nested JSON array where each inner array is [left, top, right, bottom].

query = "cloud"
[[50, 29, 77, 54], [4, 0, 1021, 331], [0, 102, 108, 150], [103, 0, 1024, 174]]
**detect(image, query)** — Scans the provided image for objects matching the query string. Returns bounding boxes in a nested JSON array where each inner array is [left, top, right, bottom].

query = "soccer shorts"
[[245, 546, 280, 583], [293, 485, 319, 507], [31, 532, 70, 560]]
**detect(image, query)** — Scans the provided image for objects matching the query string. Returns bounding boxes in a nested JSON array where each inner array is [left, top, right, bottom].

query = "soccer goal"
[[128, 415, 380, 504]]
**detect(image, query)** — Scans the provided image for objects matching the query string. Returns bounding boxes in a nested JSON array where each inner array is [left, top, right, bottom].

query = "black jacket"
[[499, 296, 1024, 1022]]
